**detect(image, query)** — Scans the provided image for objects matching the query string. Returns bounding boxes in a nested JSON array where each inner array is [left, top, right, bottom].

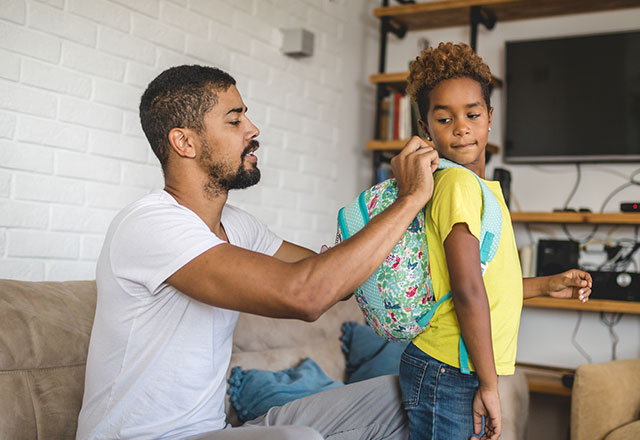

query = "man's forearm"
[[293, 194, 425, 316]]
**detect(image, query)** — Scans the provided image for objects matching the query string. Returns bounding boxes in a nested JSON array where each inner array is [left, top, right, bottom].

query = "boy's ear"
[[168, 128, 197, 159], [488, 106, 494, 131], [418, 119, 432, 142]]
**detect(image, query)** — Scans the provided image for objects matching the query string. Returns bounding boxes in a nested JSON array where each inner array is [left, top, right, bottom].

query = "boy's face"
[[421, 77, 493, 177]]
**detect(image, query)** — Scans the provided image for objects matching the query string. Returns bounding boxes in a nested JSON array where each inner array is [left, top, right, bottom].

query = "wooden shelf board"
[[373, 0, 640, 31], [366, 139, 499, 155], [511, 211, 640, 225], [517, 363, 573, 397], [524, 297, 640, 314], [370, 72, 503, 89]]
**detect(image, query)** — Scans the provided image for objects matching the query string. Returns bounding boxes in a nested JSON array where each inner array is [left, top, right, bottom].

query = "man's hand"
[[471, 385, 502, 440], [390, 136, 439, 210], [547, 269, 592, 303]]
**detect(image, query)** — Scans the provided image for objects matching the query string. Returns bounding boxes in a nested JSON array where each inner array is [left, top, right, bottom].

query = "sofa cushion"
[[604, 420, 640, 440], [232, 297, 364, 353], [0, 279, 97, 440]]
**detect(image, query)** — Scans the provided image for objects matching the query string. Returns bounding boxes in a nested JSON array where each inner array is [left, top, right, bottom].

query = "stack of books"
[[379, 92, 420, 141]]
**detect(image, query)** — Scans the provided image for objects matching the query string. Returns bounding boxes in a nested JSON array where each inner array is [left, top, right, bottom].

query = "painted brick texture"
[[0, 0, 377, 280]]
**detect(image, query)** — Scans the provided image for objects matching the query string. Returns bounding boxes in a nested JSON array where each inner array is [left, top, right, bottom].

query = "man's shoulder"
[[109, 191, 204, 243]]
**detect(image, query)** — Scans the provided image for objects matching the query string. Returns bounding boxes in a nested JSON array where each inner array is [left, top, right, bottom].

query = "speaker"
[[590, 271, 640, 301], [493, 168, 511, 209], [536, 240, 579, 277]]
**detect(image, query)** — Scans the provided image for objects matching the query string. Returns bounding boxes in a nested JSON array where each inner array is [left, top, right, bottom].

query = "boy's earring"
[[488, 127, 492, 132], [427, 136, 432, 141]]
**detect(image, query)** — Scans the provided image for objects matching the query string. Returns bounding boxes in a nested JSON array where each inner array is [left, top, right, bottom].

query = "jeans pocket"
[[399, 351, 428, 408]]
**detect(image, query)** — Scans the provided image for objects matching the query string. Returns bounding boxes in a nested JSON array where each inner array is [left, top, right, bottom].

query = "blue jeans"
[[399, 342, 481, 440]]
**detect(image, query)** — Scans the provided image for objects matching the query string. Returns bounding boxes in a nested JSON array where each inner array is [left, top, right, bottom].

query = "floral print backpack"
[[336, 158, 502, 371]]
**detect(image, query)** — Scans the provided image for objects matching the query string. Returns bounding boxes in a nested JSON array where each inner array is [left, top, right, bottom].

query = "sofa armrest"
[[571, 359, 640, 440]]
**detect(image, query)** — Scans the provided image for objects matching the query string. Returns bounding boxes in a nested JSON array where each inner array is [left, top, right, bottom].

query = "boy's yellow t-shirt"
[[413, 168, 523, 375]]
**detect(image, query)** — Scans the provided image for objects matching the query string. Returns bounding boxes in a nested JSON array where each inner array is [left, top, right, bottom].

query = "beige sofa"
[[571, 359, 640, 440], [0, 279, 529, 439]]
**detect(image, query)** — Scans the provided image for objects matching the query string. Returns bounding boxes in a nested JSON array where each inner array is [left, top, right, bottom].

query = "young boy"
[[400, 42, 592, 440]]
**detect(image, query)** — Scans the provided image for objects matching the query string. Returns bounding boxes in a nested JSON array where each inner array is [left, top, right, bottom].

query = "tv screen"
[[504, 30, 640, 163]]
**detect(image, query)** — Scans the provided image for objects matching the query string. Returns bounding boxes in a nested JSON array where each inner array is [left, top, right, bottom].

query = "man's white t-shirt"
[[77, 190, 283, 440]]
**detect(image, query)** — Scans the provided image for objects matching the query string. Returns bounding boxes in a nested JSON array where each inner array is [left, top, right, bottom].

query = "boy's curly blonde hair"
[[407, 42, 493, 122]]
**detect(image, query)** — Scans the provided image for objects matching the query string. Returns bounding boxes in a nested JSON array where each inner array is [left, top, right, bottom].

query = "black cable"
[[599, 312, 623, 361], [562, 223, 599, 244], [571, 311, 592, 364], [559, 163, 602, 242], [599, 182, 637, 213], [599, 166, 640, 213], [563, 163, 581, 209]]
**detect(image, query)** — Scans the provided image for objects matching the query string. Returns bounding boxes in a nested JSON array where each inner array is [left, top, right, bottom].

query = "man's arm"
[[444, 223, 501, 440], [523, 269, 592, 301], [273, 241, 316, 263], [167, 137, 438, 322]]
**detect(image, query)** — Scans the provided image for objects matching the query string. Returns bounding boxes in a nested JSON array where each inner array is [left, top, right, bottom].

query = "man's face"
[[197, 85, 261, 194]]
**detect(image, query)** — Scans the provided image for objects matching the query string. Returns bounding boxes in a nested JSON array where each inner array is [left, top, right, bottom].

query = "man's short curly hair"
[[139, 65, 236, 171], [407, 42, 493, 122]]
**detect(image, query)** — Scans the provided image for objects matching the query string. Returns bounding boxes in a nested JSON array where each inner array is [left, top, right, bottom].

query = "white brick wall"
[[0, 0, 379, 281]]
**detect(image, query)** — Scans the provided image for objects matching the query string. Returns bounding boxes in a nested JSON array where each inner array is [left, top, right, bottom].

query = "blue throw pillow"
[[227, 357, 343, 423], [340, 321, 409, 384]]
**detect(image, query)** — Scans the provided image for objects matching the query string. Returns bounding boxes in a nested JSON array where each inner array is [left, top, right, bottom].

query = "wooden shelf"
[[511, 211, 640, 225], [517, 363, 573, 397], [373, 0, 640, 31], [370, 72, 503, 90], [524, 297, 640, 314], [366, 139, 499, 155]]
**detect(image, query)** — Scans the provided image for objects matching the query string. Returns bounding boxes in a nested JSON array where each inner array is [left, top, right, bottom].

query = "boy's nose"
[[453, 121, 470, 136]]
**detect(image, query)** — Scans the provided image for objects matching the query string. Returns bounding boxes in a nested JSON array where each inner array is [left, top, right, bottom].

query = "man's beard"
[[201, 139, 261, 196]]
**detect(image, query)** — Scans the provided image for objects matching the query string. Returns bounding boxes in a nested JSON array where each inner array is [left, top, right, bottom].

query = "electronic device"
[[589, 270, 640, 302], [493, 168, 511, 209], [504, 30, 640, 163], [621, 203, 640, 213], [536, 240, 579, 277]]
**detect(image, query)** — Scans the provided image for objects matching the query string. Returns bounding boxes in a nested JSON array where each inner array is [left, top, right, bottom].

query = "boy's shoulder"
[[434, 167, 479, 189]]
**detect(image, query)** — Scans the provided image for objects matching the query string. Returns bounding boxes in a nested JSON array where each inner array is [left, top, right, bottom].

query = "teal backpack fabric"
[[336, 158, 502, 373]]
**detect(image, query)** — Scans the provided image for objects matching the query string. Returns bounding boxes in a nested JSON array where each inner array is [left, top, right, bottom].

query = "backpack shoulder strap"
[[436, 158, 503, 272]]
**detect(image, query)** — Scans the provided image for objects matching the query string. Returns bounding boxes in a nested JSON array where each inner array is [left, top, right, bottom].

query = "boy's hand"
[[547, 269, 592, 303], [471, 385, 502, 440], [391, 136, 439, 209]]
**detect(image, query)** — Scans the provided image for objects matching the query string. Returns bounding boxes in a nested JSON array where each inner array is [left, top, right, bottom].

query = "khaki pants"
[[192, 375, 408, 440]]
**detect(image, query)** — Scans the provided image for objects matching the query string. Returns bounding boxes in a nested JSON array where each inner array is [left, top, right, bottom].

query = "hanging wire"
[[561, 163, 599, 242], [599, 312, 623, 361], [562, 223, 599, 244], [571, 311, 592, 364], [599, 167, 640, 213], [563, 163, 581, 210]]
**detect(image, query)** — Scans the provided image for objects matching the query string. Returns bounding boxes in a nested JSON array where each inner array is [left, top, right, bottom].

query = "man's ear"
[[168, 128, 197, 159]]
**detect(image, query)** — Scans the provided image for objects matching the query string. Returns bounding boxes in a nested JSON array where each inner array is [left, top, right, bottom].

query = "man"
[[76, 64, 439, 440]]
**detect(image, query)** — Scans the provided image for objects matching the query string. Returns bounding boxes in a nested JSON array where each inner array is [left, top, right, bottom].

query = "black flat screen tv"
[[504, 30, 640, 163]]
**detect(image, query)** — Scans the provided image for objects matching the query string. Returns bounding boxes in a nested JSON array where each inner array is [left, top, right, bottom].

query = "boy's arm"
[[523, 269, 592, 301], [444, 223, 501, 440]]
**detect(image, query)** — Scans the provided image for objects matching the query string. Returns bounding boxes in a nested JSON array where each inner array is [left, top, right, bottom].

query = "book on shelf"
[[378, 92, 421, 142]]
